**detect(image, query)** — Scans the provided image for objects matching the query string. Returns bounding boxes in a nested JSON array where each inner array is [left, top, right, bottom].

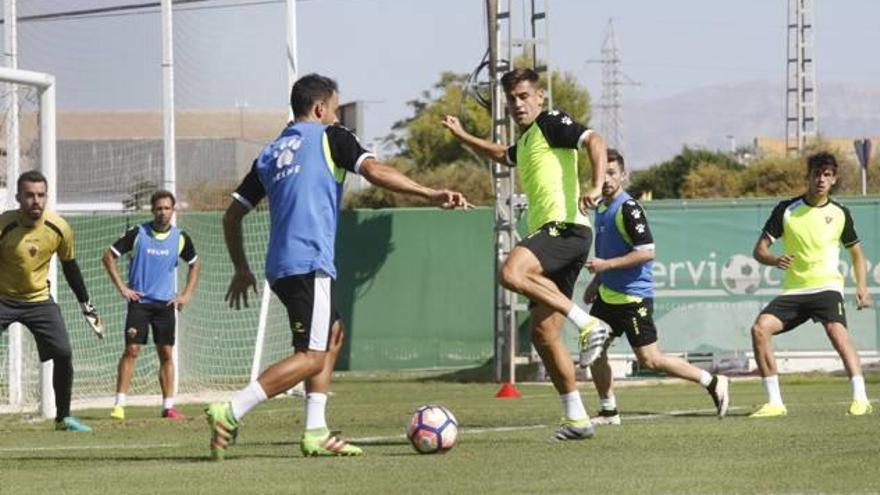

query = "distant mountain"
[[619, 80, 880, 169]]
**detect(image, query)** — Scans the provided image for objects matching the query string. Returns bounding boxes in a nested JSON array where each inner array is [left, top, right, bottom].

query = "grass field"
[[1, 372, 879, 494]]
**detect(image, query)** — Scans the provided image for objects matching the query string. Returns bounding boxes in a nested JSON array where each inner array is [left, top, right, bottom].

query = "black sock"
[[707, 375, 718, 393], [53, 355, 73, 422]]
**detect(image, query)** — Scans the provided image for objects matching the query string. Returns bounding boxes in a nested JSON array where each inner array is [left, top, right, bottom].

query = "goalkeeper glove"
[[80, 302, 104, 339]]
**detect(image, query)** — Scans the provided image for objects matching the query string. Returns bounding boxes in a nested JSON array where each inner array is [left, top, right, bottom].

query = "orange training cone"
[[494, 382, 521, 398]]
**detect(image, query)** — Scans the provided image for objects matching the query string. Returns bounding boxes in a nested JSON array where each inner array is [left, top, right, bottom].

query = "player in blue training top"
[[103, 190, 200, 420], [582, 150, 730, 425], [207, 73, 471, 460]]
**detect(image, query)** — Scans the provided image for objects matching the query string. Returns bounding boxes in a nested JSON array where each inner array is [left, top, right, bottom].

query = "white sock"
[[599, 395, 617, 411], [115, 393, 126, 407], [162, 397, 174, 410], [763, 375, 784, 406], [851, 375, 868, 402], [698, 370, 713, 388], [230, 381, 268, 421], [566, 305, 593, 329], [305, 392, 328, 431], [560, 391, 588, 421]]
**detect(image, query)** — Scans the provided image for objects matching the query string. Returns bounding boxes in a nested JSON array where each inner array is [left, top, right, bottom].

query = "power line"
[[0, 0, 329, 25]]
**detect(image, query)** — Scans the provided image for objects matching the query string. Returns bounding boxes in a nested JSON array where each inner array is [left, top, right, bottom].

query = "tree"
[[388, 68, 592, 170], [629, 147, 743, 199], [681, 163, 742, 198]]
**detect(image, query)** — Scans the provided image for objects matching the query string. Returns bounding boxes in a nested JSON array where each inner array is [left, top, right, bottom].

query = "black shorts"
[[590, 295, 658, 348], [519, 222, 592, 304], [0, 297, 71, 361], [272, 271, 341, 351], [760, 290, 847, 333], [124, 302, 176, 346]]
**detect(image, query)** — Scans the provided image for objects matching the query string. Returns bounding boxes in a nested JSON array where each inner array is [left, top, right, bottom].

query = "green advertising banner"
[[584, 198, 880, 355]]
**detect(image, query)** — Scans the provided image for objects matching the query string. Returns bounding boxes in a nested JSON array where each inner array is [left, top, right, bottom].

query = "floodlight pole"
[[160, 0, 179, 396]]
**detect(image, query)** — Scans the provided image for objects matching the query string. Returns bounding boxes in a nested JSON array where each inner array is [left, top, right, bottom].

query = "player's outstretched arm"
[[579, 132, 608, 212], [441, 115, 508, 164], [61, 258, 104, 339], [847, 243, 872, 309], [223, 200, 258, 310], [102, 249, 142, 302], [359, 157, 473, 210]]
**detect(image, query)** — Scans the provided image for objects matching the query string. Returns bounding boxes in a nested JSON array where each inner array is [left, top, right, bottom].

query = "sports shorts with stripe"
[[271, 271, 340, 351]]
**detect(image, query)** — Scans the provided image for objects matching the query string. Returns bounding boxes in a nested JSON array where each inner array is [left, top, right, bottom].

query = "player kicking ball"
[[582, 150, 730, 425], [208, 74, 471, 460], [749, 152, 872, 417]]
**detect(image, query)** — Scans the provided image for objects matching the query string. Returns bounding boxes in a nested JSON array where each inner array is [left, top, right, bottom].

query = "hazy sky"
[[4, 0, 880, 155]]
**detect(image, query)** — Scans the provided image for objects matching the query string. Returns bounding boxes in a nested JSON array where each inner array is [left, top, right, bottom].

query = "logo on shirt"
[[147, 248, 171, 256], [27, 244, 37, 257], [825, 216, 833, 224], [271, 135, 304, 183]]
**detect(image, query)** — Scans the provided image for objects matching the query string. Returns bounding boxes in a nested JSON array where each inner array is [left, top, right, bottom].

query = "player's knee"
[[123, 345, 141, 360], [530, 325, 554, 348], [157, 348, 173, 363], [498, 263, 522, 291], [303, 352, 326, 375], [638, 354, 659, 370], [751, 323, 771, 342]]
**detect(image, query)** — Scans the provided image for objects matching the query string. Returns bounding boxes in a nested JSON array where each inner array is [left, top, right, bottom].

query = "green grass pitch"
[[1, 372, 878, 494]]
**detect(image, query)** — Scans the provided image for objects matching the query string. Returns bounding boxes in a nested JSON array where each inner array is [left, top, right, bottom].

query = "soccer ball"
[[721, 254, 762, 295], [406, 405, 458, 454]]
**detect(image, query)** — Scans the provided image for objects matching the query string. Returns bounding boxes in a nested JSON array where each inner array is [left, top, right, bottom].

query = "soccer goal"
[[0, 66, 57, 418]]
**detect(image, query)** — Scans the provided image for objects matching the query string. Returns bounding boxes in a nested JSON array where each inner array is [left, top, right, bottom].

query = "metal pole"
[[41, 77, 58, 420], [862, 167, 867, 196], [160, 0, 179, 396], [3, 0, 23, 409], [286, 0, 298, 121]]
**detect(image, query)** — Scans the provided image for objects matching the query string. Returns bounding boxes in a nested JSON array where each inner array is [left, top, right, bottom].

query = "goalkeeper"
[[102, 190, 200, 420], [0, 171, 102, 432]]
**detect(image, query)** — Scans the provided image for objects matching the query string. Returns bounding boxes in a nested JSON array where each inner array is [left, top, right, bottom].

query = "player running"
[[443, 68, 611, 440], [582, 149, 730, 426], [207, 73, 471, 459], [749, 152, 873, 417]]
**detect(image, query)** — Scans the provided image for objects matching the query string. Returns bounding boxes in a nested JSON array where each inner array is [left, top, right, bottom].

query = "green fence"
[[49, 208, 496, 400], [5, 198, 878, 402]]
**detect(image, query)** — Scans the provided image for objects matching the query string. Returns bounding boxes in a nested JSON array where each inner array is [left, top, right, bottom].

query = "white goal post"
[[0, 66, 57, 418]]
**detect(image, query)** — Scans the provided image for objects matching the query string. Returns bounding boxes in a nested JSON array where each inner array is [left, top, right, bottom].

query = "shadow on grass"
[[415, 360, 495, 383]]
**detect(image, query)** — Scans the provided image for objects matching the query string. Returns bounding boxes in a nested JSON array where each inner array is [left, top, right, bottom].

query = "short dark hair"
[[150, 190, 176, 208], [607, 148, 625, 171], [17, 170, 47, 193], [290, 73, 338, 118], [807, 151, 838, 175], [501, 68, 541, 94]]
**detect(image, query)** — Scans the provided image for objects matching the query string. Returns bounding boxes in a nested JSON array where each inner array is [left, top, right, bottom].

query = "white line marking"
[[0, 443, 182, 453]]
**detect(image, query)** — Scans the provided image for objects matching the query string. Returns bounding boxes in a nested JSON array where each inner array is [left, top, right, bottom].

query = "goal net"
[[0, 3, 297, 416]]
